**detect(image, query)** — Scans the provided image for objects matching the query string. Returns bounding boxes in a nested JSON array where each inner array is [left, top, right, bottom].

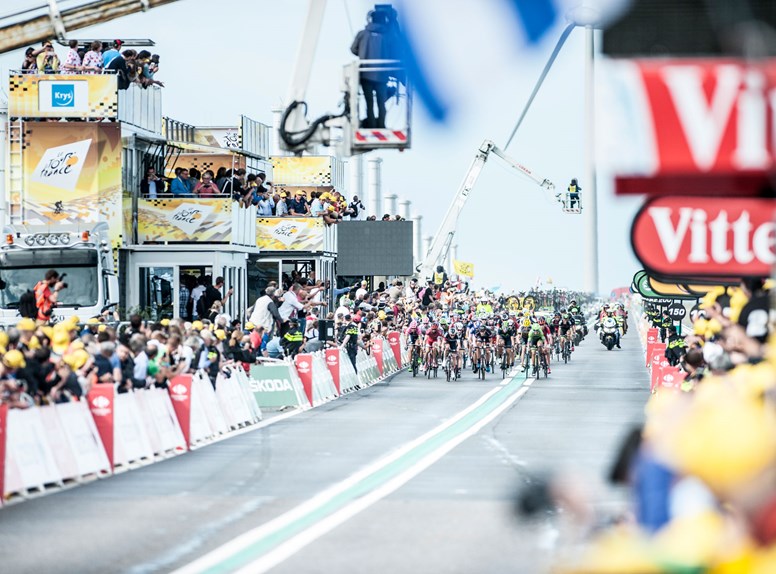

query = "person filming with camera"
[[34, 269, 67, 325]]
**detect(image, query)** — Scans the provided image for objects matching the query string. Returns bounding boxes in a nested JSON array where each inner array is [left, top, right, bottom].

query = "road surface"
[[0, 324, 648, 573]]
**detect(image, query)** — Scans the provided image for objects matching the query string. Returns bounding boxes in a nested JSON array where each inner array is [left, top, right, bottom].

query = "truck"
[[0, 223, 119, 325]]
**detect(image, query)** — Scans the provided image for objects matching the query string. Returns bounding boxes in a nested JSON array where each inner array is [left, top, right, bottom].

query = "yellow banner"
[[9, 74, 118, 119], [271, 156, 335, 186], [22, 121, 122, 241], [137, 198, 234, 243], [453, 260, 474, 277], [256, 217, 324, 251]]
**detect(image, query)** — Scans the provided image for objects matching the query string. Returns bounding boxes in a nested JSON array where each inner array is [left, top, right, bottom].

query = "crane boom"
[[0, 0, 179, 54], [418, 139, 555, 280]]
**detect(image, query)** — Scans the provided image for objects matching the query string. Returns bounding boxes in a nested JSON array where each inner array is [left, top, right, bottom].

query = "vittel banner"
[[631, 197, 776, 277], [598, 59, 776, 195]]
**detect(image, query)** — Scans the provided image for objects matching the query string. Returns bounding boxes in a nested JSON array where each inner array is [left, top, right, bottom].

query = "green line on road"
[[200, 376, 526, 574]]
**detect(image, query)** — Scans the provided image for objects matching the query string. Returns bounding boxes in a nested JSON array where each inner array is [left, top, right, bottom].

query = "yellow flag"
[[453, 260, 474, 277]]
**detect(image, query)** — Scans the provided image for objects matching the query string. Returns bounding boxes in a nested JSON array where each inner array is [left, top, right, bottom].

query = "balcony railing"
[[118, 84, 162, 133]]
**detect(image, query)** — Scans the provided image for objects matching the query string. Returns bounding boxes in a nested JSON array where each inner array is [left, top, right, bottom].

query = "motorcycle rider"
[[598, 309, 621, 348]]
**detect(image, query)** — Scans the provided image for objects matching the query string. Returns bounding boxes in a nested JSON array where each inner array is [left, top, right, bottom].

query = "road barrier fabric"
[[2, 340, 405, 504]]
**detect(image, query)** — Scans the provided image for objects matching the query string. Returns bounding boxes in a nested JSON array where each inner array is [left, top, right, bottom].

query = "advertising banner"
[[87, 384, 115, 469], [295, 354, 315, 406], [650, 355, 672, 393], [137, 197, 234, 243], [21, 122, 122, 240], [9, 73, 118, 119], [659, 367, 686, 393], [256, 217, 325, 251], [631, 196, 776, 278], [373, 339, 384, 376], [599, 59, 776, 195], [193, 128, 240, 149], [271, 156, 336, 186], [648, 343, 667, 370], [325, 349, 341, 394], [387, 331, 402, 367], [168, 375, 193, 450], [248, 364, 306, 409]]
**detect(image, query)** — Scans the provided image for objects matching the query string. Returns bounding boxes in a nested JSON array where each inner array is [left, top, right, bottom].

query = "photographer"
[[140, 166, 166, 198], [33, 269, 66, 325], [349, 195, 365, 220]]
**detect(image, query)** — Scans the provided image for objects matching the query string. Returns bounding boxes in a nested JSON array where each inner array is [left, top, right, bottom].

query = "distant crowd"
[[141, 166, 406, 223], [22, 39, 162, 90]]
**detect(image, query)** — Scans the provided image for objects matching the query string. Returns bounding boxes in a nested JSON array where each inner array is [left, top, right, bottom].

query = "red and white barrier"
[[295, 353, 338, 407]]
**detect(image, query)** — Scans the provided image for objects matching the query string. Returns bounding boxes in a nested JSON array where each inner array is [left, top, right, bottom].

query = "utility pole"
[[583, 26, 599, 294]]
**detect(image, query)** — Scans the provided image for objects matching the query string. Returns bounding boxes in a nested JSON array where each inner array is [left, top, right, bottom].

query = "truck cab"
[[0, 223, 118, 325]]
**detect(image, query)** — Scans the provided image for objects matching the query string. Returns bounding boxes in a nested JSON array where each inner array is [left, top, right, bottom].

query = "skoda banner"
[[248, 364, 307, 409]]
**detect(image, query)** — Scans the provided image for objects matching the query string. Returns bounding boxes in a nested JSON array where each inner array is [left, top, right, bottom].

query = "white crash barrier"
[[215, 366, 262, 430], [113, 392, 155, 470], [45, 402, 110, 481], [193, 371, 230, 438], [311, 351, 339, 402], [228, 365, 263, 422], [356, 348, 379, 387], [4, 408, 64, 497], [134, 388, 187, 457]]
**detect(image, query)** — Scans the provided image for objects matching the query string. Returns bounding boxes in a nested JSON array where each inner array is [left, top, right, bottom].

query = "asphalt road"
[[0, 323, 648, 574]]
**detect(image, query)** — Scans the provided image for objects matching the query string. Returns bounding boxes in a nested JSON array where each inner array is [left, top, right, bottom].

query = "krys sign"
[[632, 196, 776, 277]]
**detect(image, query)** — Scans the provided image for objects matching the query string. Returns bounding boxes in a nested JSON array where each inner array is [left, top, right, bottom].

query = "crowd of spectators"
[[541, 278, 776, 573], [141, 166, 391, 223], [21, 39, 163, 90]]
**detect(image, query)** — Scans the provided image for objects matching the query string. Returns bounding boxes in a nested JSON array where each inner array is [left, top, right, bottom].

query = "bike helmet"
[[409, 320, 418, 329], [538, 316, 546, 324], [422, 316, 430, 325]]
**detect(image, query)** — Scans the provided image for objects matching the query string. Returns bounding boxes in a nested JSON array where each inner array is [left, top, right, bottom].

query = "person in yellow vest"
[[568, 178, 581, 210], [433, 265, 448, 287]]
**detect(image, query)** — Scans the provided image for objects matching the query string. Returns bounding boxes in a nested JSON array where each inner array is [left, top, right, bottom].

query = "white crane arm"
[[418, 139, 555, 279]]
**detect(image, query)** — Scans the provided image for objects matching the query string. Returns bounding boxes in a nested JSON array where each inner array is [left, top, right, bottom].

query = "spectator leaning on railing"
[[82, 40, 104, 73]]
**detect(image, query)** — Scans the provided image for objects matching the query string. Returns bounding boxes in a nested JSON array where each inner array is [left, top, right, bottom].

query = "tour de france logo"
[[30, 139, 92, 191], [168, 203, 216, 235]]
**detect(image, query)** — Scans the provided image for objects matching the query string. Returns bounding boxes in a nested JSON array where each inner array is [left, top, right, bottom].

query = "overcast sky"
[[0, 0, 643, 294]]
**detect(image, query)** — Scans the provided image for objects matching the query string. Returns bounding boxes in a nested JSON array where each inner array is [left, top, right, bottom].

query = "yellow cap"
[[160, 318, 170, 326], [214, 329, 227, 341], [68, 315, 80, 326], [191, 320, 204, 331], [377, 310, 387, 321], [40, 326, 54, 340], [51, 330, 71, 354], [69, 340, 85, 351], [63, 349, 90, 370], [97, 325, 107, 333], [668, 392, 776, 494], [86, 317, 100, 325], [0, 331, 9, 349], [16, 318, 36, 331], [3, 349, 26, 369], [27, 335, 41, 351], [245, 322, 255, 330]]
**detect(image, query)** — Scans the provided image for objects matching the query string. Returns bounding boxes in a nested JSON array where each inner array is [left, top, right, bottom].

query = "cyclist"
[[497, 314, 516, 369], [444, 322, 463, 379], [473, 323, 493, 373], [424, 321, 443, 370], [518, 316, 533, 368], [558, 312, 575, 353], [568, 299, 581, 316], [537, 316, 553, 372], [523, 321, 548, 373]]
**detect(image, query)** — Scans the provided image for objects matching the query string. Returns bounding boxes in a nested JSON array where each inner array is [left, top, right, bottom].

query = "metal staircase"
[[7, 116, 24, 224]]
